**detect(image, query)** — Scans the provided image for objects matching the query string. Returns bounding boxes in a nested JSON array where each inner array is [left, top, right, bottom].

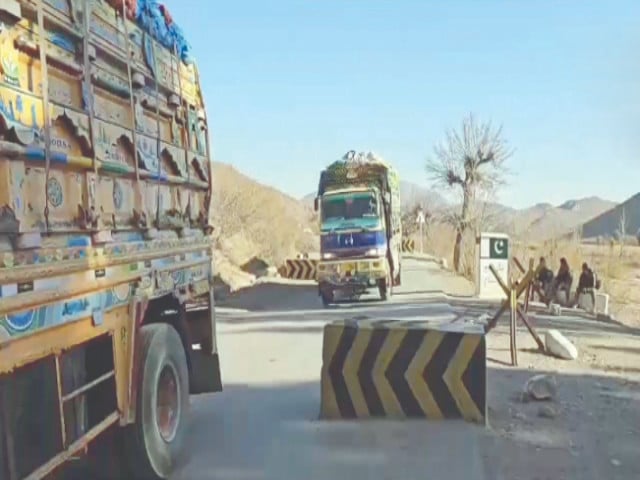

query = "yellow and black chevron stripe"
[[401, 238, 415, 253], [320, 319, 486, 423], [281, 259, 318, 280]]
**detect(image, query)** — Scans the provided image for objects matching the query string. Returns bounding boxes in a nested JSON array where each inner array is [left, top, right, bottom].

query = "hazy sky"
[[169, 0, 640, 208]]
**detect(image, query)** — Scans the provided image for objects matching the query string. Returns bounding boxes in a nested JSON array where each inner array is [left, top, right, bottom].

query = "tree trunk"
[[453, 230, 463, 273], [453, 186, 474, 273]]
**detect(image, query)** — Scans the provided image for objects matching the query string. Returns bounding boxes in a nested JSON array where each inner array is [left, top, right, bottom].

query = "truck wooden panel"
[[0, 0, 218, 477]]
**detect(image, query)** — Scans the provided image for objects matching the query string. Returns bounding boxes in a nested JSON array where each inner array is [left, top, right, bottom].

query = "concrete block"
[[595, 293, 609, 315], [321, 319, 487, 423], [577, 292, 595, 313], [545, 329, 578, 360]]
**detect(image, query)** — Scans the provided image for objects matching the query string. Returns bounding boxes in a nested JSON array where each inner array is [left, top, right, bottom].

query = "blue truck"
[[314, 151, 402, 306]]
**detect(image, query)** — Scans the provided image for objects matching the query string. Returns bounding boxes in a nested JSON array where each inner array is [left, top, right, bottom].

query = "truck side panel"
[[0, 0, 218, 477]]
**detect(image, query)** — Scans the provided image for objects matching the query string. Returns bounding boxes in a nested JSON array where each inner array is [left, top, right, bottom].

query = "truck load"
[[0, 1, 219, 478], [313, 150, 402, 306]]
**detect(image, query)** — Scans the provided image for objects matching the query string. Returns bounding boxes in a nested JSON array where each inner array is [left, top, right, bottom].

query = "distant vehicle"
[[313, 150, 402, 305]]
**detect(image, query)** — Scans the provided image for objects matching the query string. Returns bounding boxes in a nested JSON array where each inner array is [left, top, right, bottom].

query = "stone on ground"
[[545, 329, 578, 360], [523, 374, 557, 402]]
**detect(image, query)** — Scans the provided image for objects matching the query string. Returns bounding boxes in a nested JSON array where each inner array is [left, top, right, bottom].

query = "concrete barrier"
[[279, 259, 318, 280], [320, 318, 487, 424], [401, 239, 415, 253]]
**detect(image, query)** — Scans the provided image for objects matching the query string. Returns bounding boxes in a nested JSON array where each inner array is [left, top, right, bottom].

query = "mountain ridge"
[[300, 179, 617, 240]]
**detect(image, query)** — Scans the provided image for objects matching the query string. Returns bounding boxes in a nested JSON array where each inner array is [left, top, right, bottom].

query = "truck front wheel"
[[124, 323, 190, 479], [321, 288, 334, 307], [378, 265, 393, 301]]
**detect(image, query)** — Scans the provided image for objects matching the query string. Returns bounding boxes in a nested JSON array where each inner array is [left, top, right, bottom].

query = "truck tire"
[[394, 265, 402, 286], [378, 280, 388, 301], [124, 323, 190, 479], [379, 265, 393, 301], [321, 289, 334, 307]]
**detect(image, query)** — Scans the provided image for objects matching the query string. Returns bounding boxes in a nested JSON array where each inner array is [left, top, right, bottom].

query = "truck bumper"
[[317, 257, 387, 288]]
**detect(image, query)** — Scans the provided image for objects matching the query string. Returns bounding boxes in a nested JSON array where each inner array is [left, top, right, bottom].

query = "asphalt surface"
[[173, 257, 490, 480], [55, 256, 640, 479]]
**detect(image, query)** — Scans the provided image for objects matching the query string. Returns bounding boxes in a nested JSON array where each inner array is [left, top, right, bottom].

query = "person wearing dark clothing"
[[574, 262, 596, 310], [533, 256, 554, 303], [551, 257, 573, 305]]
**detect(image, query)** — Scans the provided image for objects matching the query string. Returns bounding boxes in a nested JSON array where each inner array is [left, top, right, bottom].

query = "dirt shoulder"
[[481, 310, 640, 480]]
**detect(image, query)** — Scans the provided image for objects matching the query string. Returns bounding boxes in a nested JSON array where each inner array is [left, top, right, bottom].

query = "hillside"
[[416, 193, 615, 241], [211, 162, 317, 284], [492, 196, 617, 240], [580, 192, 640, 240]]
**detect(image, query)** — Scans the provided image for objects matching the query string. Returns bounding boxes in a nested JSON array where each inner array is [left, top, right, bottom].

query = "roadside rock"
[[440, 258, 448, 269], [538, 404, 558, 419], [473, 313, 491, 326], [265, 266, 279, 277], [549, 303, 562, 316], [545, 329, 578, 360], [522, 374, 557, 402]]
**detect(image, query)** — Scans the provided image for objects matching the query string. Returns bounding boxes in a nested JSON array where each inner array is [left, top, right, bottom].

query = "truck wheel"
[[394, 266, 402, 286], [124, 323, 190, 479], [378, 281, 388, 301], [321, 289, 334, 307], [379, 267, 393, 301]]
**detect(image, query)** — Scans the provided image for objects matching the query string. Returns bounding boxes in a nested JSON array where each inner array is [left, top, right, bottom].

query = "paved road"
[[173, 257, 490, 480], [57, 256, 640, 479]]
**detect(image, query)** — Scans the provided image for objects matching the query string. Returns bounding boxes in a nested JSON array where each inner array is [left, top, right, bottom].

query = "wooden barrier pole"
[[524, 258, 534, 312], [514, 256, 545, 305], [487, 263, 545, 355], [509, 283, 518, 366], [486, 265, 536, 331], [516, 305, 545, 351]]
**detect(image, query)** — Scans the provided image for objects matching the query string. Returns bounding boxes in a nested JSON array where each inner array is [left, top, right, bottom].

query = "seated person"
[[533, 256, 554, 303], [573, 262, 596, 310], [551, 257, 573, 305]]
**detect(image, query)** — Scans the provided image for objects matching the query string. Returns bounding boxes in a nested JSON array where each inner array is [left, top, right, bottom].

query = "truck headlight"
[[366, 247, 386, 257], [322, 253, 336, 260]]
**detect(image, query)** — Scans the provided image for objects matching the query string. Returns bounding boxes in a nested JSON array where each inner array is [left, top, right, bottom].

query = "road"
[[175, 257, 488, 480], [59, 256, 640, 480]]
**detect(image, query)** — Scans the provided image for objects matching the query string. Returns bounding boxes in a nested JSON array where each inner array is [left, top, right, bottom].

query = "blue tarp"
[[135, 0, 194, 65]]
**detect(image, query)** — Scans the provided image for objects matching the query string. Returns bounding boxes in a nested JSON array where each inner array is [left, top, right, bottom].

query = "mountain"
[[580, 193, 640, 239], [211, 162, 317, 267], [300, 176, 616, 240], [490, 196, 617, 239]]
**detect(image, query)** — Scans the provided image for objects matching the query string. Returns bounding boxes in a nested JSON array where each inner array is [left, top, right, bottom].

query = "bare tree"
[[401, 203, 431, 238], [426, 113, 513, 272]]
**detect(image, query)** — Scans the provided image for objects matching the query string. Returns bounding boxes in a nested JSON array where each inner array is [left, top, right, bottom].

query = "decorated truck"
[[313, 150, 402, 305], [0, 1, 220, 479]]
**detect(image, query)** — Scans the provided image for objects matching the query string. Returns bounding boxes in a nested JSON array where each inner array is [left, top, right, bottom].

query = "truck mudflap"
[[317, 257, 388, 287]]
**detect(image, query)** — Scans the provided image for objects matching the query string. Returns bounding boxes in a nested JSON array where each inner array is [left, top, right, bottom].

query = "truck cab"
[[319, 187, 388, 259]]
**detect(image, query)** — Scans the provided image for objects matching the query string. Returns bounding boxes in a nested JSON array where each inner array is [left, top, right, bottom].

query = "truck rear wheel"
[[124, 323, 190, 479]]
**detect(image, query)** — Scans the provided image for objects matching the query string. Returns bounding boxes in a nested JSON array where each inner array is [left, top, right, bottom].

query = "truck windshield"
[[321, 191, 379, 222]]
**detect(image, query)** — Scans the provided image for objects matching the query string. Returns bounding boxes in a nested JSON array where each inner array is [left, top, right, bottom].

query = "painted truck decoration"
[[0, 1, 219, 479], [314, 150, 402, 305]]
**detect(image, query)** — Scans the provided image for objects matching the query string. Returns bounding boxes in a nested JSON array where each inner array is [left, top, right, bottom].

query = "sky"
[[168, 0, 640, 208]]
